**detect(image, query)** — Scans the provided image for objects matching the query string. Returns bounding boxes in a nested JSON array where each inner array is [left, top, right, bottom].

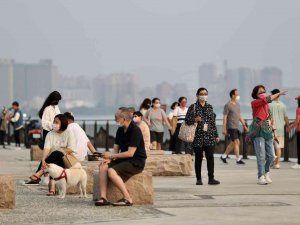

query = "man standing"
[[269, 89, 290, 169], [10, 101, 23, 148], [0, 107, 8, 148], [95, 108, 147, 206], [221, 89, 248, 164]]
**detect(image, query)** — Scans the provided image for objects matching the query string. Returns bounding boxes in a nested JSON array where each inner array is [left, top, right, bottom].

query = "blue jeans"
[[253, 137, 275, 178]]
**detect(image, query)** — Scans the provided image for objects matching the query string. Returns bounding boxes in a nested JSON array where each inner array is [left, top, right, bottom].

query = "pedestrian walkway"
[[0, 146, 300, 225]]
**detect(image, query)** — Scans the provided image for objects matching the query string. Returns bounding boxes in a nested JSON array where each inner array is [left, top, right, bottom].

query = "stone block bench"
[[30, 145, 43, 161], [0, 175, 15, 209], [93, 170, 154, 205], [144, 154, 193, 176]]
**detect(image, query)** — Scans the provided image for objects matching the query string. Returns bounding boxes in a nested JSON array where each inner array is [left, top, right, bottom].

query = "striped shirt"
[[173, 107, 188, 124]]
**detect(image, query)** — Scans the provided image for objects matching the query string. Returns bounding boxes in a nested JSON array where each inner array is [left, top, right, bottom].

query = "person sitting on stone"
[[95, 108, 147, 206]]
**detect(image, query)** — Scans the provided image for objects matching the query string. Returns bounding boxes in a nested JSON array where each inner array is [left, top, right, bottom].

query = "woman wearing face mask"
[[173, 97, 193, 155], [145, 98, 172, 150], [25, 114, 76, 196], [38, 91, 62, 149], [139, 98, 152, 117], [185, 88, 220, 185], [133, 111, 151, 151], [250, 85, 287, 185]]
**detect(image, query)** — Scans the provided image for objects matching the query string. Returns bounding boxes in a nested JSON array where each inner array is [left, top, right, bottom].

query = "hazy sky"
[[1, 0, 300, 88]]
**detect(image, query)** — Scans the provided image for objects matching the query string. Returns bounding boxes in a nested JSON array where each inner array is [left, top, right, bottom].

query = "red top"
[[251, 97, 270, 120], [297, 107, 300, 132]]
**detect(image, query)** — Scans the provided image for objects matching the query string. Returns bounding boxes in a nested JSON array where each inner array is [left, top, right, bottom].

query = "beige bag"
[[178, 104, 197, 143], [63, 153, 79, 168]]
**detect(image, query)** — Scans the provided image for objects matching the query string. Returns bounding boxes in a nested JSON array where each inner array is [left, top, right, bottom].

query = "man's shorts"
[[108, 160, 143, 182], [228, 129, 240, 141], [150, 131, 164, 144], [274, 136, 284, 149]]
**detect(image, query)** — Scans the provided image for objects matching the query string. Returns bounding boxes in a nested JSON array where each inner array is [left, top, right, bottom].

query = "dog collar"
[[54, 169, 68, 182]]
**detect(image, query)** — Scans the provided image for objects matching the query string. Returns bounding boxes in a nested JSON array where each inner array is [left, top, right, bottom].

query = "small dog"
[[45, 163, 87, 199]]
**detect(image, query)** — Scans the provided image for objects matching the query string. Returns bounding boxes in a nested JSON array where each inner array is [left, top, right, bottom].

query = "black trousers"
[[36, 151, 65, 173], [0, 130, 5, 146], [297, 132, 300, 164], [39, 129, 49, 150], [14, 129, 21, 147], [194, 146, 215, 180]]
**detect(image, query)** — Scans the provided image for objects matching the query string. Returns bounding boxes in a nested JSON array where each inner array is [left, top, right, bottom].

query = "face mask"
[[236, 96, 240, 101], [259, 93, 267, 99], [198, 95, 208, 102], [52, 124, 60, 132], [181, 102, 187, 107], [133, 117, 138, 123], [154, 103, 161, 108]]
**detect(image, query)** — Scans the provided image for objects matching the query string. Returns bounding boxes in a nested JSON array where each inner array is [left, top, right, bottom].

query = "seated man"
[[95, 108, 147, 206]]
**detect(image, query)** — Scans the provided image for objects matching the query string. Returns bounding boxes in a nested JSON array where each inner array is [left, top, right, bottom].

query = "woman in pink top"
[[291, 96, 300, 169], [133, 111, 151, 151]]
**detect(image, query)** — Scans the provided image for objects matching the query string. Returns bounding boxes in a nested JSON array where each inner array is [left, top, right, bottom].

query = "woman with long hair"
[[139, 98, 151, 117]]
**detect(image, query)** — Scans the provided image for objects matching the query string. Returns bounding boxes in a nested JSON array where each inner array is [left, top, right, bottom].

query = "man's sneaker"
[[265, 172, 272, 184], [257, 176, 268, 185], [272, 164, 280, 169], [220, 156, 227, 164], [236, 160, 245, 165], [196, 179, 203, 185], [291, 164, 300, 169], [208, 179, 220, 185], [24, 179, 40, 185]]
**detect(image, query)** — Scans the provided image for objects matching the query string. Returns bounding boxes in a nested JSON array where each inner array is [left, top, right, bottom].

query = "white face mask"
[[154, 103, 161, 108], [133, 117, 138, 123], [236, 96, 240, 101], [52, 124, 60, 132], [198, 95, 208, 102]]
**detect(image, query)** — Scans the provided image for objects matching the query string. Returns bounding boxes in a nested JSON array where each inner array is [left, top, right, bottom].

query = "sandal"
[[95, 197, 110, 206], [112, 198, 133, 207], [46, 190, 55, 196], [30, 175, 41, 182], [24, 175, 41, 185]]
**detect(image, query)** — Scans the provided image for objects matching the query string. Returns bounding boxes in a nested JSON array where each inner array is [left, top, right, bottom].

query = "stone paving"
[[0, 146, 300, 225]]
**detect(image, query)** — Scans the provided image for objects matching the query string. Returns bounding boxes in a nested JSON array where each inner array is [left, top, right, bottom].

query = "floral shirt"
[[185, 101, 219, 147]]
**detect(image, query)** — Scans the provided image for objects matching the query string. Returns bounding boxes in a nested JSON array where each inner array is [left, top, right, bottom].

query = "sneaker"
[[257, 176, 268, 185], [40, 176, 49, 186], [208, 179, 220, 185], [220, 156, 227, 164], [265, 172, 272, 184], [236, 160, 245, 165], [272, 164, 280, 169], [24, 179, 40, 185], [196, 179, 203, 185], [291, 164, 300, 169]]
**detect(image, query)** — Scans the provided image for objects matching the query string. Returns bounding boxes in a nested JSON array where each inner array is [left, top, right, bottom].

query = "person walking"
[[38, 91, 61, 149], [269, 89, 290, 169], [10, 101, 23, 148], [185, 88, 220, 185], [291, 95, 300, 169], [168, 102, 178, 153], [145, 98, 173, 150], [139, 98, 152, 117], [0, 107, 8, 148], [221, 89, 248, 164], [249, 85, 287, 185]]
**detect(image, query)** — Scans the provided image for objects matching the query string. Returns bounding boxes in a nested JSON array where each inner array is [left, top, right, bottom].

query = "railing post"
[[105, 120, 109, 151], [242, 120, 248, 159], [94, 121, 97, 148], [82, 120, 86, 132], [7, 124, 11, 145], [283, 124, 289, 162]]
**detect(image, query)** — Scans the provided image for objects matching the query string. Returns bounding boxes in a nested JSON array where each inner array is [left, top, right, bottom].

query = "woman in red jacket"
[[250, 85, 287, 185]]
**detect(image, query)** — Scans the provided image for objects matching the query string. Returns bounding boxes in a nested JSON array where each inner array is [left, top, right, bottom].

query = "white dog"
[[45, 163, 87, 199]]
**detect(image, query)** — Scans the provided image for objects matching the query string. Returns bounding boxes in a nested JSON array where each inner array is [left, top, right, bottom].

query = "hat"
[[295, 95, 300, 100], [271, 89, 280, 95]]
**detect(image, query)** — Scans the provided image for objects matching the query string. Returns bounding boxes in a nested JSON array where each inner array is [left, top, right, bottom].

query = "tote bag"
[[178, 104, 197, 143]]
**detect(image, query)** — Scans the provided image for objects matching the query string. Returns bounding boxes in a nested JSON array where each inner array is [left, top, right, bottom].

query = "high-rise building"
[[0, 59, 14, 106], [260, 67, 282, 91]]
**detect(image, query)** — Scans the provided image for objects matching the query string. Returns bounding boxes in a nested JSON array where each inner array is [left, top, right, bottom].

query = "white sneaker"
[[40, 176, 49, 186], [291, 164, 300, 169], [257, 176, 268, 185], [265, 172, 272, 184], [272, 164, 280, 169]]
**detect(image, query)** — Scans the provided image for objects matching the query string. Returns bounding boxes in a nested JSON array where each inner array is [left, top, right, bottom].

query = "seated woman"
[[25, 114, 76, 196]]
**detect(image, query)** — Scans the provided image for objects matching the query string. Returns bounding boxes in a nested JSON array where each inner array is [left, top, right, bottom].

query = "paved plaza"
[[0, 146, 300, 225]]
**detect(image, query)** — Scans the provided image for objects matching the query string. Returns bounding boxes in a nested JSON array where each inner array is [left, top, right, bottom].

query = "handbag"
[[63, 153, 79, 168], [178, 104, 197, 143]]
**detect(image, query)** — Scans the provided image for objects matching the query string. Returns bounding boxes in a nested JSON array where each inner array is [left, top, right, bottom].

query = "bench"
[[0, 175, 15, 209]]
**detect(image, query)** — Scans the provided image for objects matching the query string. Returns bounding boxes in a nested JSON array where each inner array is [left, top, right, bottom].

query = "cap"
[[295, 95, 300, 100], [271, 89, 280, 95]]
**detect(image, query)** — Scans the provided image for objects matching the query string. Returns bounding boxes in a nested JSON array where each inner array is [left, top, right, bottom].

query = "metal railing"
[[4, 119, 298, 160]]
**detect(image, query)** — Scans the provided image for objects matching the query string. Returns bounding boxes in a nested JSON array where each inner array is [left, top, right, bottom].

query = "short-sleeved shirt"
[[297, 107, 300, 132], [173, 107, 188, 124], [44, 129, 76, 155], [67, 123, 90, 161], [145, 108, 168, 132], [223, 101, 241, 129], [269, 100, 287, 136], [115, 121, 147, 168]]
